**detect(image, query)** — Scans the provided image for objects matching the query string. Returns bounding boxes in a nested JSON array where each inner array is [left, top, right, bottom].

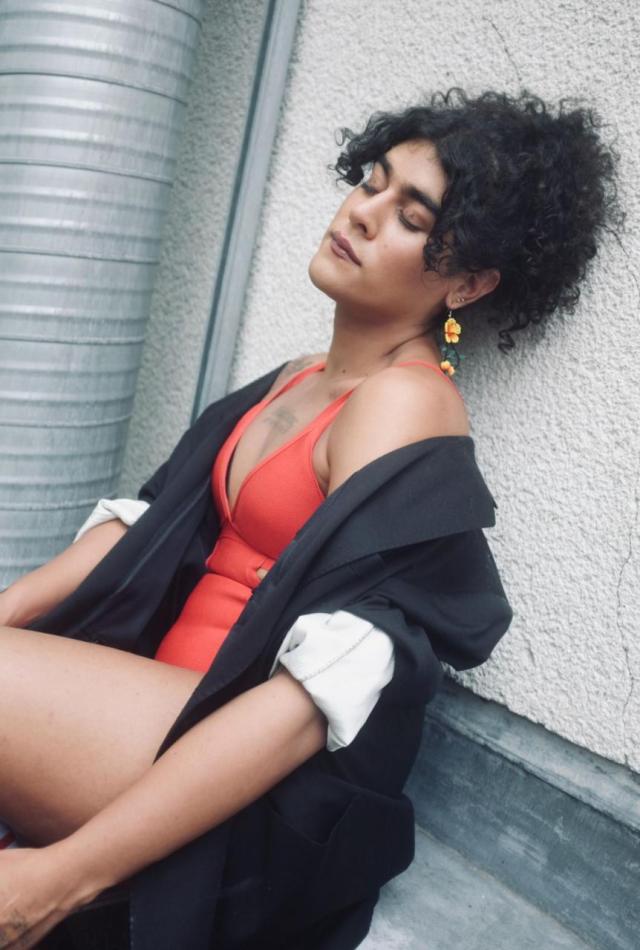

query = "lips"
[[330, 230, 361, 265]]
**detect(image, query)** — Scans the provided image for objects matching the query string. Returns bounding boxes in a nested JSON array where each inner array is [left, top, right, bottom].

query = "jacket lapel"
[[281, 435, 496, 582]]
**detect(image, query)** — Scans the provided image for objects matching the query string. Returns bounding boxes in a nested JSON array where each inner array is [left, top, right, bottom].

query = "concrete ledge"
[[363, 825, 593, 950], [407, 677, 640, 950]]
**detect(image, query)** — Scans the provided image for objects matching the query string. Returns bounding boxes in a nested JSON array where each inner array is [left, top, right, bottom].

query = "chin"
[[307, 244, 380, 316], [307, 252, 339, 301]]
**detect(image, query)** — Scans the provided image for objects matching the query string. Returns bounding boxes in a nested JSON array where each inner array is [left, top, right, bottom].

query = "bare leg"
[[0, 625, 202, 846]]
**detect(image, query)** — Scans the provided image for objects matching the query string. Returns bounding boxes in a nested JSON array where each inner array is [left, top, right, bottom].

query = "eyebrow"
[[375, 153, 442, 218]]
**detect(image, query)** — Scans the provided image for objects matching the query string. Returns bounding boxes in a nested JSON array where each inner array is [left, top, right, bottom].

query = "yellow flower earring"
[[439, 301, 464, 376]]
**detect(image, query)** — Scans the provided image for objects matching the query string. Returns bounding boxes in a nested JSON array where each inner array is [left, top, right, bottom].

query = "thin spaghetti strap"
[[394, 359, 446, 375], [394, 359, 465, 402]]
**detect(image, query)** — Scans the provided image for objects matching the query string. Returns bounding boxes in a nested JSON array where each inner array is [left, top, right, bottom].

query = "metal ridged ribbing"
[[0, 0, 204, 585]]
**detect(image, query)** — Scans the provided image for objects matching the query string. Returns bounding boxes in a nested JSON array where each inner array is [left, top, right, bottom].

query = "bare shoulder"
[[327, 364, 469, 495], [264, 352, 328, 398]]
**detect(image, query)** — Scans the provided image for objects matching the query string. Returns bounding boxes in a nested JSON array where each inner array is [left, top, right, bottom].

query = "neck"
[[321, 301, 442, 384]]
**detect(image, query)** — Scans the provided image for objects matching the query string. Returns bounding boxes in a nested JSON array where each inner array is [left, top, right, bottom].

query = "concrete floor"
[[360, 827, 596, 950]]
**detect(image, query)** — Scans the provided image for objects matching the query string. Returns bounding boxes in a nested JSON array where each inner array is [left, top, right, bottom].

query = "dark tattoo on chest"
[[263, 405, 298, 435]]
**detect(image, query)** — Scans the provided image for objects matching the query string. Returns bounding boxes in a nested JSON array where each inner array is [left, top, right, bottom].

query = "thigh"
[[0, 624, 202, 846]]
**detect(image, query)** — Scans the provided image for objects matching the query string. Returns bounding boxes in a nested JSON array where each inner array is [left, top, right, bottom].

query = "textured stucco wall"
[[225, 0, 640, 770], [118, 0, 267, 496]]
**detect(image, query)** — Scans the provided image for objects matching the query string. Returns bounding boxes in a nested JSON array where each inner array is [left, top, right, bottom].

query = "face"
[[309, 138, 450, 324]]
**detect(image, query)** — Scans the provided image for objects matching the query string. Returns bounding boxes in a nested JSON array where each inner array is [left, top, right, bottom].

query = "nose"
[[348, 190, 379, 238]]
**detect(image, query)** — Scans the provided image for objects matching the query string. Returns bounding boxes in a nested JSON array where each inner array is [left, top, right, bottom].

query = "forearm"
[[51, 669, 328, 907], [1, 520, 128, 628]]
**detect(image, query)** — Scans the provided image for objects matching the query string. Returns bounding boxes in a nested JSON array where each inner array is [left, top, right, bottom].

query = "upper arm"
[[327, 366, 469, 496]]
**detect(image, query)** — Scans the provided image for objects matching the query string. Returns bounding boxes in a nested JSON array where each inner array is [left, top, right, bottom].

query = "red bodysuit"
[[154, 359, 461, 672]]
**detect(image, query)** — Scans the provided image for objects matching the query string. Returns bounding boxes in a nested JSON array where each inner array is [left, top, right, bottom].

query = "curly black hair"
[[330, 89, 624, 352]]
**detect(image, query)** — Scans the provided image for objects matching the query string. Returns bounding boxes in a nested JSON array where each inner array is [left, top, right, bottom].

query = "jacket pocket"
[[266, 789, 361, 853], [264, 789, 413, 933], [214, 794, 362, 946]]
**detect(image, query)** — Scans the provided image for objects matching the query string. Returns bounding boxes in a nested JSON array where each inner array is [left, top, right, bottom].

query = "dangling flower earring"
[[439, 299, 464, 376]]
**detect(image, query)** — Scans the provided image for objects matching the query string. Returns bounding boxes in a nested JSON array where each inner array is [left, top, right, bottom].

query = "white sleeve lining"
[[73, 498, 150, 543], [269, 610, 395, 752]]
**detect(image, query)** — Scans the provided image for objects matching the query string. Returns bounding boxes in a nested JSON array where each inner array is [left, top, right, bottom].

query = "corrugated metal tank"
[[0, 0, 204, 587]]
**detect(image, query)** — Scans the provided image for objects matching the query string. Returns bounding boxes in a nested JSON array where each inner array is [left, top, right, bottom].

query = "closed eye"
[[398, 213, 422, 232], [360, 180, 424, 232]]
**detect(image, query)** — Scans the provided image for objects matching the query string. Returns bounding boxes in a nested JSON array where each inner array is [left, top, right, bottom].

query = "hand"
[[0, 847, 96, 949]]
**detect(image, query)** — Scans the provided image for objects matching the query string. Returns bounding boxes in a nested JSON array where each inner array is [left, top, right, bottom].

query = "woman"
[[0, 89, 621, 948]]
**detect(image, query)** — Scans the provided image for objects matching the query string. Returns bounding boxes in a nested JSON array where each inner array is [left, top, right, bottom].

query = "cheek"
[[387, 239, 428, 286]]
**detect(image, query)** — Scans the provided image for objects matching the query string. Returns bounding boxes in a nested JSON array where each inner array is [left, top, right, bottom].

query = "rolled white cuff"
[[269, 610, 395, 752], [73, 498, 150, 542]]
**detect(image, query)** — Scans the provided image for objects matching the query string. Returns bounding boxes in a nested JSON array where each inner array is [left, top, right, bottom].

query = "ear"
[[445, 269, 500, 310]]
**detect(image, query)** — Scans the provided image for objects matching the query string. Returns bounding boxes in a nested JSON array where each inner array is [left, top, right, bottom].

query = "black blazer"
[[33, 361, 513, 950]]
